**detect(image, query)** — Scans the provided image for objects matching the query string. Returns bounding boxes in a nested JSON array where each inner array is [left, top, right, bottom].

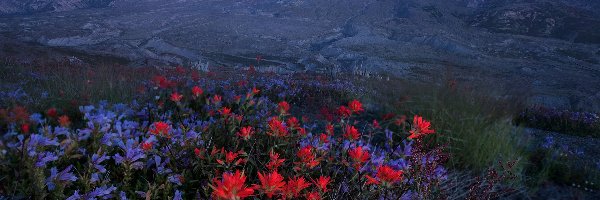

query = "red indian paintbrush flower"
[[21, 123, 30, 134], [313, 176, 330, 192], [372, 120, 381, 129], [212, 95, 222, 104], [170, 92, 183, 102], [150, 122, 171, 137], [252, 87, 260, 95], [376, 165, 404, 184], [236, 126, 254, 140], [319, 133, 329, 143], [286, 117, 299, 129], [141, 142, 152, 151], [211, 170, 254, 200], [343, 125, 360, 141], [306, 191, 321, 200], [256, 170, 286, 198], [348, 146, 370, 170], [408, 115, 435, 139], [266, 151, 285, 171], [267, 117, 288, 137], [283, 176, 311, 198], [219, 107, 232, 116], [348, 99, 364, 113], [278, 101, 290, 114], [192, 86, 203, 97], [297, 127, 307, 136], [152, 75, 174, 89], [217, 150, 244, 166], [296, 146, 319, 169], [326, 124, 334, 135], [337, 106, 352, 118], [47, 108, 58, 118], [365, 165, 404, 186], [58, 115, 71, 127]]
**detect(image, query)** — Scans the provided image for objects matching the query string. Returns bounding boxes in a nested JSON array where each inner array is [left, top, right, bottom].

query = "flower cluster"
[[0, 70, 446, 199], [517, 106, 600, 137]]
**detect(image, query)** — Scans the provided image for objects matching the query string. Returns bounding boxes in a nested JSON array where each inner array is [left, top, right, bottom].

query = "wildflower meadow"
[[0, 66, 456, 200], [1, 63, 597, 199]]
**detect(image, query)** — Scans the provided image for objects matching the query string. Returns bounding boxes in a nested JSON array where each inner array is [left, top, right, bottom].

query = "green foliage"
[[356, 77, 527, 175]]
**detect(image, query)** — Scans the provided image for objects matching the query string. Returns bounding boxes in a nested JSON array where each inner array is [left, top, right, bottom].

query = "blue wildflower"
[[173, 190, 183, 200], [46, 165, 77, 191]]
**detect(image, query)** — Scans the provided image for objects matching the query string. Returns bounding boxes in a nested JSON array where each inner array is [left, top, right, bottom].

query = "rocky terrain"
[[0, 0, 599, 111]]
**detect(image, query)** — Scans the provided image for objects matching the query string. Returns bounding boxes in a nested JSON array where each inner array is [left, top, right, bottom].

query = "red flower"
[[212, 95, 222, 104], [325, 124, 334, 135], [377, 165, 404, 184], [21, 123, 30, 134], [286, 117, 300, 129], [365, 165, 404, 186], [10, 106, 29, 123], [58, 115, 71, 127], [150, 122, 171, 137], [372, 120, 381, 129], [211, 170, 254, 200], [366, 165, 404, 187], [170, 92, 183, 102], [296, 146, 319, 169], [348, 146, 370, 170], [306, 191, 321, 200], [47, 108, 58, 118], [278, 101, 290, 114], [217, 150, 243, 166], [319, 133, 329, 143], [219, 107, 232, 116], [266, 151, 285, 171], [267, 117, 288, 137], [192, 86, 204, 97], [236, 126, 254, 140], [297, 127, 307, 136], [408, 115, 435, 139], [313, 176, 330, 192], [252, 87, 260, 95], [365, 175, 380, 185], [152, 75, 174, 88], [283, 177, 311, 198], [337, 106, 352, 118], [343, 125, 360, 141], [256, 170, 286, 198], [348, 99, 364, 113], [141, 142, 152, 151]]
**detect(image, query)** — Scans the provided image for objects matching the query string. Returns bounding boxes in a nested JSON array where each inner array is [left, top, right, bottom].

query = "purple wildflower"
[[35, 152, 58, 167], [46, 165, 77, 190], [91, 153, 110, 173]]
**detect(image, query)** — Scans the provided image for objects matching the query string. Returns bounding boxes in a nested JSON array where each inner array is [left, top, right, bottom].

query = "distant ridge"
[[0, 0, 114, 15]]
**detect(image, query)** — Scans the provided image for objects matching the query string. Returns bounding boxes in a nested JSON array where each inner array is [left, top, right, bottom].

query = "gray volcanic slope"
[[0, 0, 599, 111]]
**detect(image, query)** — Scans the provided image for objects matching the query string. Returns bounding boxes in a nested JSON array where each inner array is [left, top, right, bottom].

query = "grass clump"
[[356, 76, 528, 174], [0, 60, 156, 111]]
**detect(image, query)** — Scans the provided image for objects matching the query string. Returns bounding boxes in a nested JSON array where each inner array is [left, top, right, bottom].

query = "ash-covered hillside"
[[0, 0, 114, 15]]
